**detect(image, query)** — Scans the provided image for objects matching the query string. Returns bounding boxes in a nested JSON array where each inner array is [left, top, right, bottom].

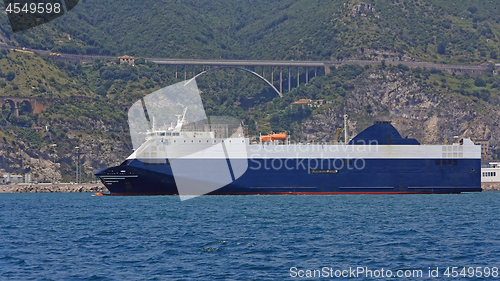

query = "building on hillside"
[[291, 99, 312, 107], [120, 55, 135, 65], [290, 99, 328, 107], [2, 174, 23, 184], [475, 139, 490, 154], [25, 173, 32, 184], [240, 124, 249, 137], [204, 124, 229, 138]]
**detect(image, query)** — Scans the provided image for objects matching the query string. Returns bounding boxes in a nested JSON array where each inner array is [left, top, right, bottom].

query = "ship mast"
[[344, 114, 348, 145], [173, 107, 188, 132]]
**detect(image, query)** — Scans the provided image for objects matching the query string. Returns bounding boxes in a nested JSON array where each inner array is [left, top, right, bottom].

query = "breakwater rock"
[[481, 183, 500, 191], [0, 183, 109, 193]]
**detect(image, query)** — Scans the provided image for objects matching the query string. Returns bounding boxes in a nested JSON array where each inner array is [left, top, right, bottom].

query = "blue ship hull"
[[95, 158, 482, 195], [96, 122, 482, 195]]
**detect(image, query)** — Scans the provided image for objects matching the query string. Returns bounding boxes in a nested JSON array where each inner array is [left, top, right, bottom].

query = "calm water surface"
[[1, 192, 499, 280]]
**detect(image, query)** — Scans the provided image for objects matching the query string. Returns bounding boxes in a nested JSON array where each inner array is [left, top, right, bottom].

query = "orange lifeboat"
[[261, 135, 271, 142], [260, 132, 287, 142]]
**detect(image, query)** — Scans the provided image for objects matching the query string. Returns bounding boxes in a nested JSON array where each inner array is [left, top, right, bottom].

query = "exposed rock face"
[[347, 2, 377, 18], [351, 48, 420, 62], [0, 132, 130, 183], [299, 69, 500, 158]]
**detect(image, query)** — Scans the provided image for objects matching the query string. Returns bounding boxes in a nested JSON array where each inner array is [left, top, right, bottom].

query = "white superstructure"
[[481, 162, 500, 182]]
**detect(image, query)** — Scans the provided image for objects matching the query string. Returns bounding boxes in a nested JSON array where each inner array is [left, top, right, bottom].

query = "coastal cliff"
[[295, 66, 500, 160]]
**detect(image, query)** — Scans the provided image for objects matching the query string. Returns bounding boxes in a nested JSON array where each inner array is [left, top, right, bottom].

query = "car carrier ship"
[[95, 116, 481, 196], [94, 80, 481, 197]]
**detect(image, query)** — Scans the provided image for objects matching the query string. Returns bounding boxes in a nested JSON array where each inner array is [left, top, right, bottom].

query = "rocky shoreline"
[[481, 183, 500, 191], [0, 183, 498, 193], [0, 183, 109, 193]]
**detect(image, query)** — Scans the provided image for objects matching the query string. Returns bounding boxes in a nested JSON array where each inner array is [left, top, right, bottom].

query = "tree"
[[398, 64, 409, 72], [474, 77, 486, 87], [437, 42, 447, 55], [468, 6, 478, 14], [5, 71, 15, 81]]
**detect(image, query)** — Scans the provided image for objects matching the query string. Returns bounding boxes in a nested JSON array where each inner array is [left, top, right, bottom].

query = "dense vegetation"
[[4, 50, 500, 139], [0, 49, 90, 98], [1, 0, 500, 180], [2, 51, 500, 180], [0, 0, 499, 64]]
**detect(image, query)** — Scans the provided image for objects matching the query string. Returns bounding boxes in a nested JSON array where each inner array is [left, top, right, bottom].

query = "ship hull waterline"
[[95, 158, 482, 196]]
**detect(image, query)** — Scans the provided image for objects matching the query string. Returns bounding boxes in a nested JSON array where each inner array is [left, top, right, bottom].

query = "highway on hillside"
[[147, 58, 490, 71], [0, 44, 494, 72], [147, 58, 326, 67]]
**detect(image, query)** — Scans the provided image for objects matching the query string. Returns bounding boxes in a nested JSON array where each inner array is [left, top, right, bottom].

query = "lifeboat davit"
[[260, 132, 287, 142]]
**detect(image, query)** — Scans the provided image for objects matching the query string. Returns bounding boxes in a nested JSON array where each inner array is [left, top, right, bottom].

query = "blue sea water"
[[1, 192, 500, 280]]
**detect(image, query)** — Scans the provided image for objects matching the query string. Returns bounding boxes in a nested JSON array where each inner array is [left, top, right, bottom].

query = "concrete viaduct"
[[146, 58, 495, 94], [1, 45, 498, 95]]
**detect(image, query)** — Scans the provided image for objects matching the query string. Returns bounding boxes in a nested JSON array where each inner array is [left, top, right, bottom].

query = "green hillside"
[[1, 0, 500, 182], [0, 49, 91, 98], [1, 0, 499, 64]]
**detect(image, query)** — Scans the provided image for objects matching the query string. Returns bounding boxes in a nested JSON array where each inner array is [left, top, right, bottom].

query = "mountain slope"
[[0, 0, 498, 63], [1, 0, 500, 182]]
